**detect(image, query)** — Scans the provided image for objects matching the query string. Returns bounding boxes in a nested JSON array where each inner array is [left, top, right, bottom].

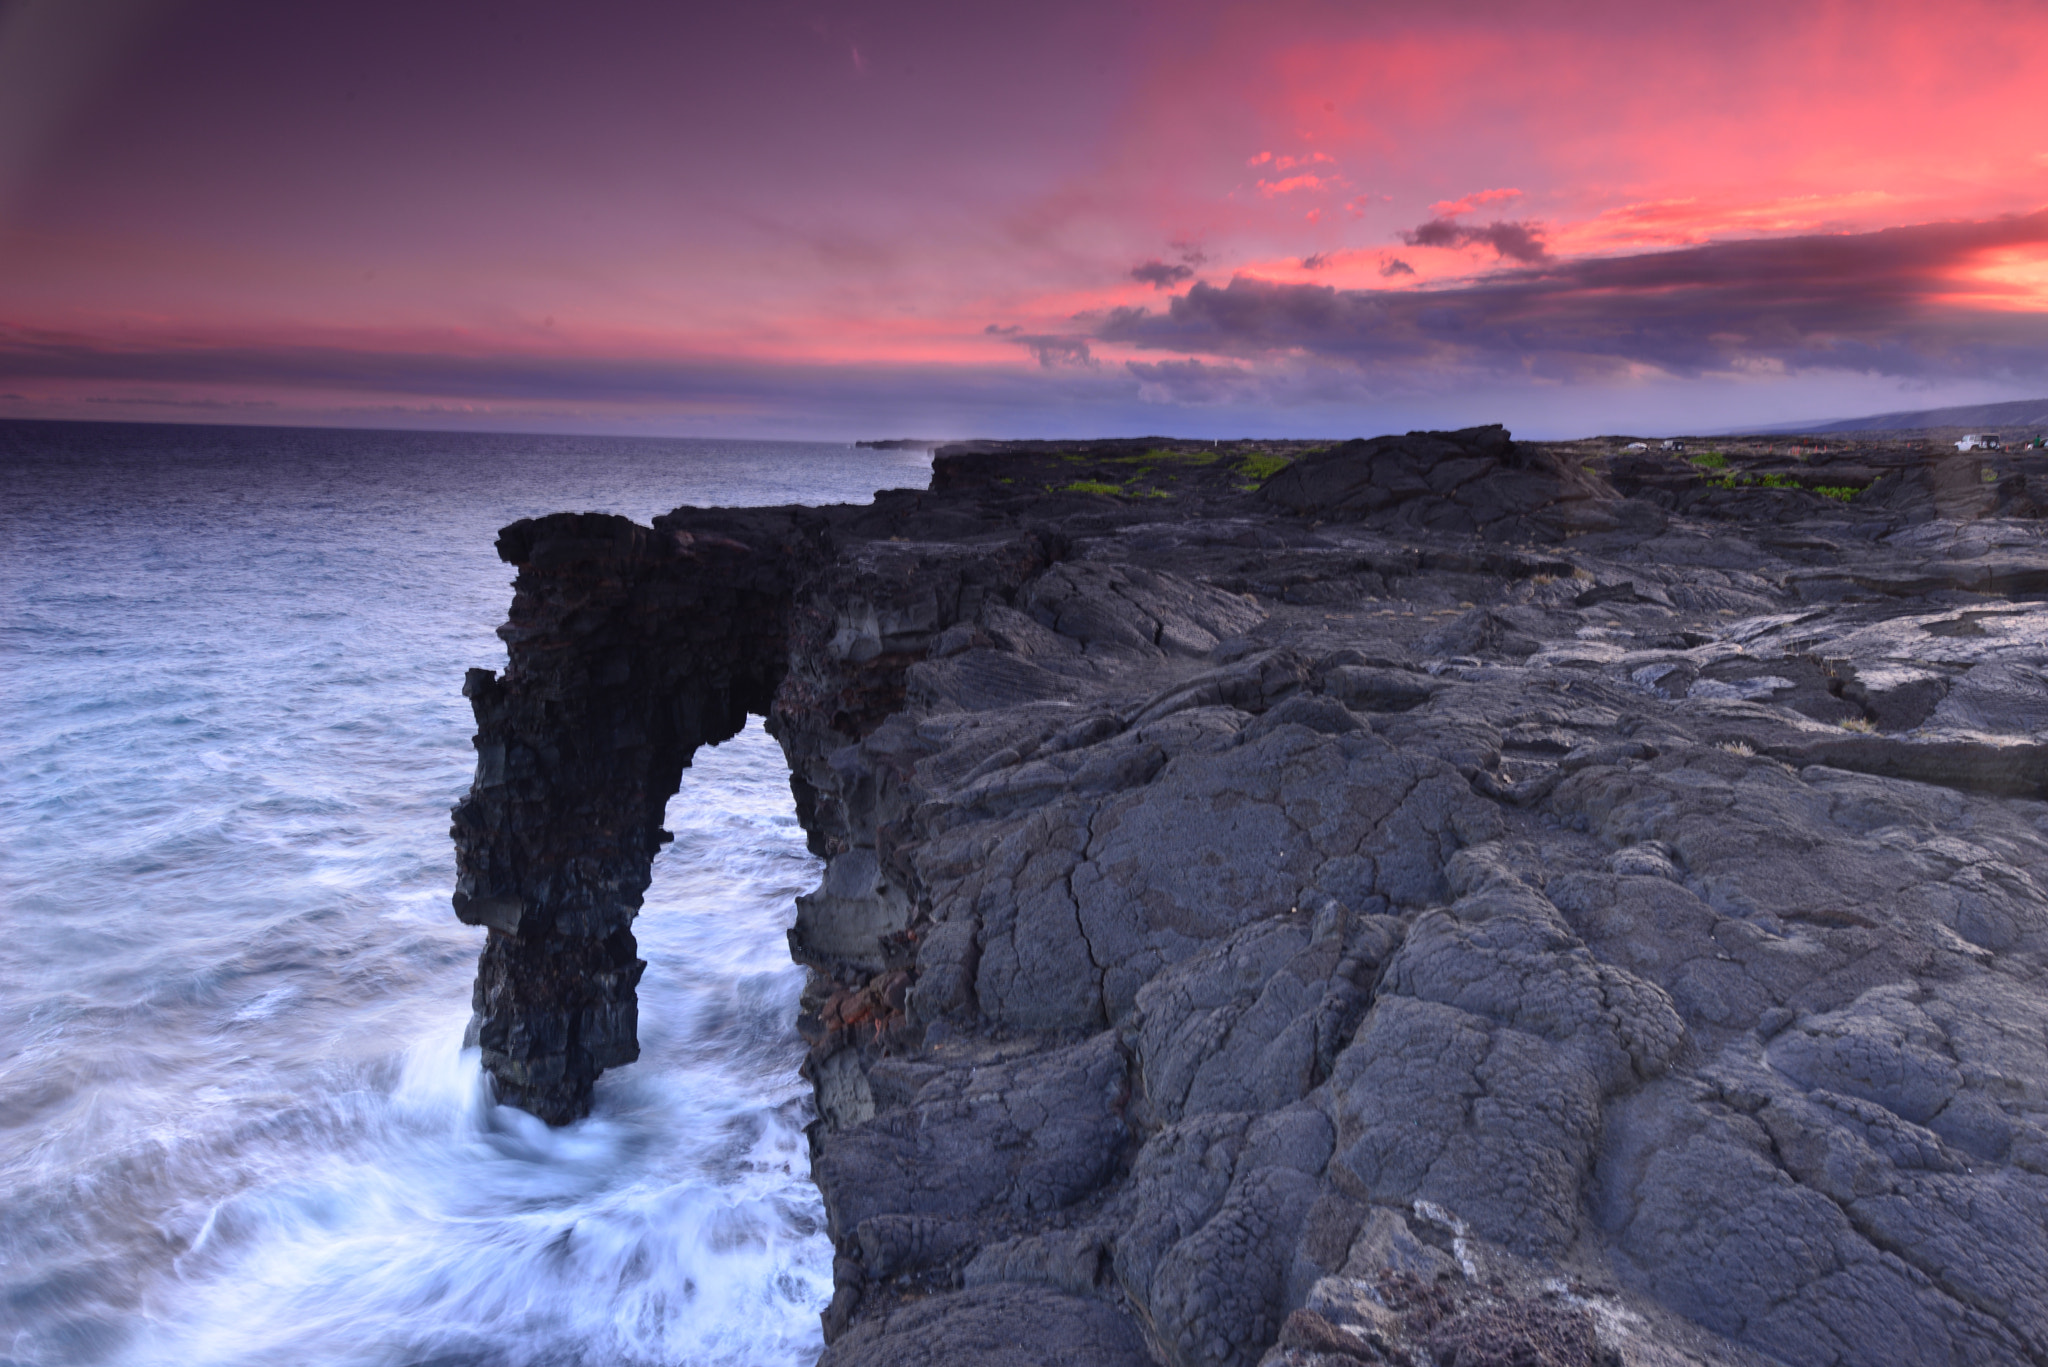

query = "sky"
[[2, 0, 2046, 439]]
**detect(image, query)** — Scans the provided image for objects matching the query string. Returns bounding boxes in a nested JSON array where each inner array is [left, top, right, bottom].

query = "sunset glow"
[[2, 0, 2045, 436]]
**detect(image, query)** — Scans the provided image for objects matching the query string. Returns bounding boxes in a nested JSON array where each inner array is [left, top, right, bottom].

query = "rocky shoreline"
[[450, 428, 2048, 1366]]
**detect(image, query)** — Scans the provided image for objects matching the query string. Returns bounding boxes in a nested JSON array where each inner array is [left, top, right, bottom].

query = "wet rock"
[[819, 1282, 1153, 1367]]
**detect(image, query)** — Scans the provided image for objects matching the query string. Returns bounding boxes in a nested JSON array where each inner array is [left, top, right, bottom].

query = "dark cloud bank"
[[1400, 216, 1549, 262], [6, 214, 2045, 433], [1098, 212, 2048, 383], [1130, 259, 1196, 289], [0, 326, 1146, 435]]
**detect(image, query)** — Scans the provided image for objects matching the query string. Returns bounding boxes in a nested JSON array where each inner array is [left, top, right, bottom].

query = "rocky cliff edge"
[[451, 428, 2048, 1367]]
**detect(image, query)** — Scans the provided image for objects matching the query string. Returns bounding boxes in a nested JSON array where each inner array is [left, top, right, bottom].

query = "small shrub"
[[1690, 452, 1729, 469], [1058, 479, 1122, 495], [1717, 740, 1756, 757], [1841, 717, 1877, 733]]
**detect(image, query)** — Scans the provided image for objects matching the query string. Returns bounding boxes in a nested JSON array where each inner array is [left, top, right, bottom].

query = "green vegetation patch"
[[1689, 451, 1729, 469], [1702, 471, 1792, 491], [1105, 447, 1223, 467], [1035, 444, 1308, 499], [1235, 451, 1292, 482], [1065, 444, 1300, 496], [1699, 470, 1866, 501]]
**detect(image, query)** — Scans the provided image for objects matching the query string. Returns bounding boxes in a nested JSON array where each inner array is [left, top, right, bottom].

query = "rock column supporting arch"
[[449, 509, 814, 1122]]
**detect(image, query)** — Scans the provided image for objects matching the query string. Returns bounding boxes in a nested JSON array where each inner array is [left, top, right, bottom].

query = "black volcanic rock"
[[451, 428, 2048, 1365], [450, 508, 821, 1120], [1257, 424, 1621, 540]]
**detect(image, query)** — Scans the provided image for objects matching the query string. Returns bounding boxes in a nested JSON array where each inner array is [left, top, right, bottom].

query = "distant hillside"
[[1763, 397, 2048, 435]]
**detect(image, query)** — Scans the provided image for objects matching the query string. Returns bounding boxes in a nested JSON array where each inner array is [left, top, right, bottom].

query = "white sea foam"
[[104, 728, 836, 1367], [132, 1026, 830, 1367]]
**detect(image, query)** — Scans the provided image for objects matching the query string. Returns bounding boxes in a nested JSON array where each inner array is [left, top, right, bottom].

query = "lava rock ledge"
[[451, 427, 2048, 1366]]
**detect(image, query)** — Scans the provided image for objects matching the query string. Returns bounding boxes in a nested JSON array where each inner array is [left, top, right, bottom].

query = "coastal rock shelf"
[[451, 429, 2048, 1365]]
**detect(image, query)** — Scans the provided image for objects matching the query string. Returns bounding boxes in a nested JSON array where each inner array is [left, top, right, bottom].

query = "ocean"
[[0, 421, 936, 1367]]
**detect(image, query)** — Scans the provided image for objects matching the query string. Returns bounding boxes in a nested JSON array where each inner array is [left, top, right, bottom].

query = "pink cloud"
[[8, 0, 2048, 434], [1247, 150, 1334, 171], [1430, 188, 1523, 217], [1257, 174, 1330, 196]]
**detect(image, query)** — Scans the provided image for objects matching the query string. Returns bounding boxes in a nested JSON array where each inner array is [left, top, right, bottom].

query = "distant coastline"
[[1741, 394, 2048, 437], [853, 438, 947, 449]]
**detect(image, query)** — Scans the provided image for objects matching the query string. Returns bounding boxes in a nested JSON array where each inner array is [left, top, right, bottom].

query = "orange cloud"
[[1940, 244, 2048, 312]]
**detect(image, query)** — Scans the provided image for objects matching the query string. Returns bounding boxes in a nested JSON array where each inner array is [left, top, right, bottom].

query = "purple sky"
[[3, 0, 2046, 438]]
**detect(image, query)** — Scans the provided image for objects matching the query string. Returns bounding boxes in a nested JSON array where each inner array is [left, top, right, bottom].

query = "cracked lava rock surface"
[[449, 427, 2048, 1366]]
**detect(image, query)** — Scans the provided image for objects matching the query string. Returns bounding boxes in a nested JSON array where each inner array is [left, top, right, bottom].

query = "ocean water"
[[0, 422, 934, 1367]]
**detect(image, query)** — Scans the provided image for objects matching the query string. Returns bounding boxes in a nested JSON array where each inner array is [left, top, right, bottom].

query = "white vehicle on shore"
[[1955, 433, 2002, 451]]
